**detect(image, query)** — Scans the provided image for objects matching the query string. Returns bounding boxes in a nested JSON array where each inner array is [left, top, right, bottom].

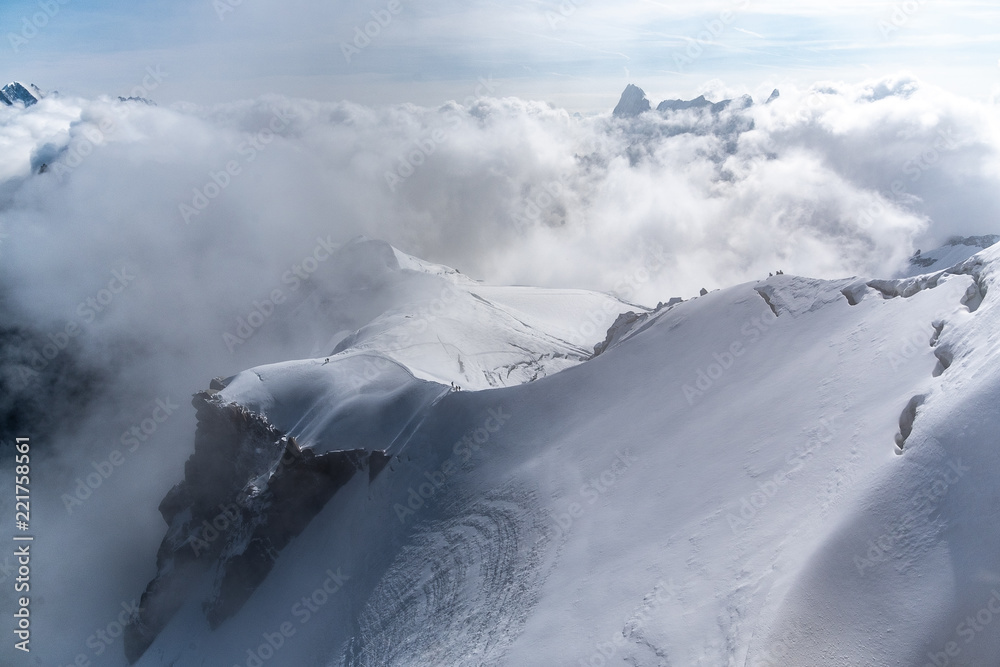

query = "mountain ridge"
[[612, 82, 771, 118], [126, 236, 1000, 666]]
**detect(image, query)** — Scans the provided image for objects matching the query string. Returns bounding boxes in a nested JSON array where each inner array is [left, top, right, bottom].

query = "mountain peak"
[[0, 82, 39, 107], [612, 84, 651, 118], [657, 93, 753, 114], [615, 83, 760, 119], [903, 234, 1000, 276], [657, 94, 711, 112]]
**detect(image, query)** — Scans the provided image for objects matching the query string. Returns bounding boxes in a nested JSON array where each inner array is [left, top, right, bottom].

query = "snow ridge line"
[[753, 287, 779, 317], [893, 256, 991, 452]]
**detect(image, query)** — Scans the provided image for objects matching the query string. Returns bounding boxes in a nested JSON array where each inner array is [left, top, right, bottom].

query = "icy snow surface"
[[137, 242, 1000, 667]]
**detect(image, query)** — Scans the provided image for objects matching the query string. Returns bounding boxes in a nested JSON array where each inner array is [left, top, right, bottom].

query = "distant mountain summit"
[[903, 235, 1000, 276], [612, 83, 651, 118], [655, 95, 714, 112], [0, 82, 41, 107], [657, 93, 752, 114], [613, 83, 774, 117], [117, 96, 156, 105]]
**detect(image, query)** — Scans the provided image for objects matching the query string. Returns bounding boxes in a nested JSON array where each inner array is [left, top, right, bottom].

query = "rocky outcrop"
[[657, 93, 753, 114], [908, 236, 1000, 272], [0, 82, 39, 107], [656, 94, 748, 113], [612, 84, 651, 118], [592, 298, 682, 357], [945, 234, 1000, 250], [117, 96, 155, 105], [614, 84, 756, 119], [124, 389, 390, 663], [656, 95, 713, 113], [592, 311, 643, 357]]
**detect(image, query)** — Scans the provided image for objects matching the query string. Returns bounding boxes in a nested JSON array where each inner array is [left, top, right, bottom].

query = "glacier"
[[119, 238, 1000, 666]]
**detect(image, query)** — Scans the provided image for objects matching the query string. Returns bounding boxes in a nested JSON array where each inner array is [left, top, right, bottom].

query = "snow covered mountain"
[[256, 236, 642, 390], [610, 84, 758, 152], [656, 93, 752, 114], [123, 237, 1000, 666], [123, 237, 643, 660], [902, 234, 999, 277], [0, 82, 40, 107], [613, 83, 766, 117]]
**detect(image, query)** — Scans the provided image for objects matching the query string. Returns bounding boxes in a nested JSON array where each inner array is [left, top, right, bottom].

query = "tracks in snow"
[[338, 483, 550, 666]]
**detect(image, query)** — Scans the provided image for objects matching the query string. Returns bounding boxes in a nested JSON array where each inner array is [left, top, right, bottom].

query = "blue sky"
[[2, 0, 999, 109]]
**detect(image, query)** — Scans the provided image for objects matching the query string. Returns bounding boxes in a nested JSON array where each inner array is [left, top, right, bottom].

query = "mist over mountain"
[[0, 73, 998, 666]]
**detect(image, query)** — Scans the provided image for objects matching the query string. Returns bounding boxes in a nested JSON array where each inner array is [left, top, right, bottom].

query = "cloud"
[[0, 72, 999, 662], [5, 0, 1000, 108], [3, 74, 999, 313]]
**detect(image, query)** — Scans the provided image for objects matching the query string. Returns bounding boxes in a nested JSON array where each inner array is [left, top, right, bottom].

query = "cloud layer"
[[0, 72, 999, 663], [3, 73, 1000, 332]]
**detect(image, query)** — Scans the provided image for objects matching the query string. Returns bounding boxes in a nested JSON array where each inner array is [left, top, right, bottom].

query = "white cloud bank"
[[0, 71, 998, 664], [4, 73, 998, 305]]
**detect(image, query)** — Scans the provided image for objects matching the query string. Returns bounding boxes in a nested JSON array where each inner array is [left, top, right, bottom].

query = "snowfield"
[[125, 239, 1000, 666]]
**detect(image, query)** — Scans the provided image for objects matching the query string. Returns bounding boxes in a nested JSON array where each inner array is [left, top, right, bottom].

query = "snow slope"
[[901, 235, 999, 277], [268, 237, 641, 391], [131, 243, 1000, 666]]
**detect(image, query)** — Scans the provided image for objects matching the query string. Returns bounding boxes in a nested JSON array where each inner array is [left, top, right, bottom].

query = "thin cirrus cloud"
[[1, 0, 999, 107]]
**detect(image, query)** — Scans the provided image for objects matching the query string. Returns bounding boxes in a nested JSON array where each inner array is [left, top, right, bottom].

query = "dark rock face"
[[657, 93, 753, 114], [0, 82, 38, 107], [945, 234, 1000, 250], [612, 84, 651, 118], [656, 95, 713, 113], [909, 249, 935, 268], [203, 444, 388, 628], [591, 296, 684, 358], [0, 292, 110, 452], [608, 86, 757, 166], [124, 390, 390, 663], [909, 236, 1000, 270], [592, 311, 642, 357], [117, 96, 155, 105]]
